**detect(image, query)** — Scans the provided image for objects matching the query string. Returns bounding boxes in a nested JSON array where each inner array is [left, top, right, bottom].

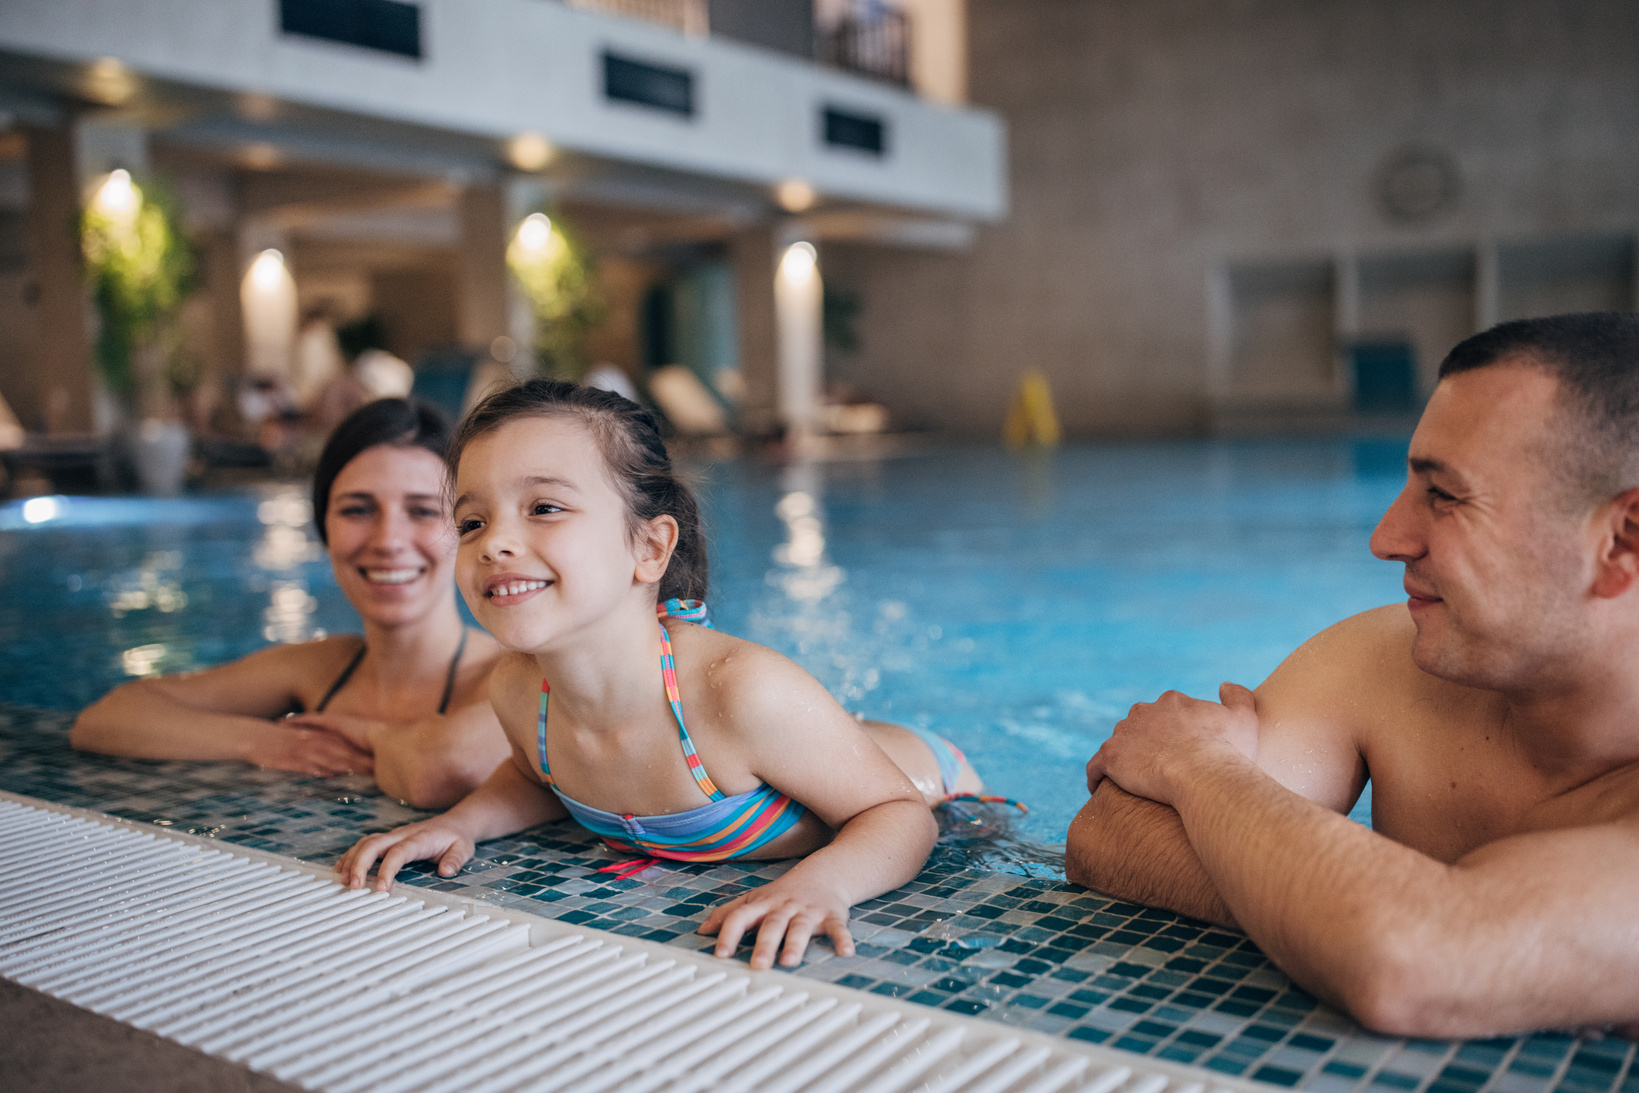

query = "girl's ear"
[[633, 514, 680, 585]]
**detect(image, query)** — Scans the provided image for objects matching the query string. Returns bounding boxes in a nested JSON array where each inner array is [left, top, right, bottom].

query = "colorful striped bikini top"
[[536, 599, 808, 863]]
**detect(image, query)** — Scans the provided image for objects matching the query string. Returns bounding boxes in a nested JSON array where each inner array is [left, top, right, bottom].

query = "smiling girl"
[[337, 380, 991, 969]]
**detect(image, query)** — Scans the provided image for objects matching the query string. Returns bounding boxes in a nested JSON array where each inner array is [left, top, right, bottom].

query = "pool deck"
[[1, 701, 1633, 1093]]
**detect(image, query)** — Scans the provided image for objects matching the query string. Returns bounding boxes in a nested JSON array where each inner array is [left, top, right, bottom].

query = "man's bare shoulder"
[[1257, 605, 1489, 741]]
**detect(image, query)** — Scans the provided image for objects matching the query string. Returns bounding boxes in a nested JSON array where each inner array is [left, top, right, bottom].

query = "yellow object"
[[1003, 369, 1061, 448]]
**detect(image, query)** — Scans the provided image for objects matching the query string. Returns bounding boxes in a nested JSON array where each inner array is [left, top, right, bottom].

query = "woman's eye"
[[410, 506, 443, 520], [337, 504, 372, 518]]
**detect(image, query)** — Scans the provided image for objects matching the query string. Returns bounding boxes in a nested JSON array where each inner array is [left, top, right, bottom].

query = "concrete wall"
[[0, 0, 1004, 221], [827, 0, 1639, 437]]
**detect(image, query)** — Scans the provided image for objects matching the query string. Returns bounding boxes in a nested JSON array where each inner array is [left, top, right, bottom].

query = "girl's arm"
[[697, 646, 938, 970], [335, 744, 566, 892], [70, 641, 374, 777], [335, 656, 567, 891]]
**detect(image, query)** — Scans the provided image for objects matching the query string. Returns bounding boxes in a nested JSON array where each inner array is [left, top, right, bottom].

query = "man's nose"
[[1369, 483, 1423, 562]]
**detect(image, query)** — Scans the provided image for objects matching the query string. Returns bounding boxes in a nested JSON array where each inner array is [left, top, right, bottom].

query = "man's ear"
[[1591, 487, 1639, 599], [632, 514, 680, 586]]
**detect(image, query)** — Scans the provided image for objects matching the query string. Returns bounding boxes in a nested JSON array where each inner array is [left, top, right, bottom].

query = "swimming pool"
[[0, 437, 1407, 843]]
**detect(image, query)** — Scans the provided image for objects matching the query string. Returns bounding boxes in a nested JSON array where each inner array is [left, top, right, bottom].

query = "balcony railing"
[[818, 7, 909, 87], [565, 0, 708, 37]]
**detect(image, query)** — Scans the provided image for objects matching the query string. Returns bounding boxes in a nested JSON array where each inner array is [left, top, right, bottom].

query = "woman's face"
[[324, 444, 456, 627]]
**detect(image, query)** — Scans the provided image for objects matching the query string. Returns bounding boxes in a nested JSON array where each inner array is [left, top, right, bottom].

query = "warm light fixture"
[[515, 212, 552, 254], [250, 249, 287, 290], [91, 169, 139, 221], [241, 142, 282, 170], [85, 57, 136, 106], [507, 131, 554, 172], [776, 179, 816, 213], [779, 240, 818, 280]]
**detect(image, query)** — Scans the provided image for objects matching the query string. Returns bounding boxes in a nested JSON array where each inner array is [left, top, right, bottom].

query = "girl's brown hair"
[[447, 379, 707, 601]]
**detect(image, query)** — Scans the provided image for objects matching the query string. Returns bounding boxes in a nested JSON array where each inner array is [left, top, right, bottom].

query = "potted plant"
[[80, 168, 197, 494], [505, 210, 602, 379]]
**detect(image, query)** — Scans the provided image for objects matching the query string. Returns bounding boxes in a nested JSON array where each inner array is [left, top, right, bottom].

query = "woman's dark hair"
[[312, 397, 453, 545], [447, 379, 708, 602]]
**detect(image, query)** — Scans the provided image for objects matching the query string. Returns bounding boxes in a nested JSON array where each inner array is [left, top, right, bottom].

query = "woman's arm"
[[283, 699, 510, 809], [696, 644, 938, 970], [70, 641, 373, 776]]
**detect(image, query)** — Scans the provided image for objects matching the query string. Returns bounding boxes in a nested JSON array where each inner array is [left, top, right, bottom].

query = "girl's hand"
[[336, 819, 474, 893], [247, 721, 374, 777], [699, 873, 857, 970]]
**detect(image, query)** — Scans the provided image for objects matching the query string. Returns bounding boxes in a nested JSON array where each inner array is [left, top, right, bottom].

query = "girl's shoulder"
[[671, 625, 837, 737]]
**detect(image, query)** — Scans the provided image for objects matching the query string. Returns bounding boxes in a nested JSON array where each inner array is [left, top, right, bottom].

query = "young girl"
[[337, 380, 991, 970]]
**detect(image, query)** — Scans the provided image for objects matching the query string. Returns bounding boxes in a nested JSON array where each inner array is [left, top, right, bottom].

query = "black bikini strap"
[[313, 643, 367, 713], [437, 628, 469, 715]]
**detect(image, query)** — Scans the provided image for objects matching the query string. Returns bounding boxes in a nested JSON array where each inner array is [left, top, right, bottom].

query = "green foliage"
[[80, 173, 196, 402], [505, 211, 603, 379]]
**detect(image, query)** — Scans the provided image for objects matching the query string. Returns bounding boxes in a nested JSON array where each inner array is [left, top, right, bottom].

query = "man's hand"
[[1086, 682, 1260, 804]]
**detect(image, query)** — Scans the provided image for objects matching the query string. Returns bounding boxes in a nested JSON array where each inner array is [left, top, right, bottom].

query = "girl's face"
[[324, 444, 456, 628], [452, 415, 660, 653]]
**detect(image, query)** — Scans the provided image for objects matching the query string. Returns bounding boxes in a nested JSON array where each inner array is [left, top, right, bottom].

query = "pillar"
[[456, 181, 510, 353], [22, 123, 94, 433], [773, 236, 823, 440], [729, 225, 780, 435]]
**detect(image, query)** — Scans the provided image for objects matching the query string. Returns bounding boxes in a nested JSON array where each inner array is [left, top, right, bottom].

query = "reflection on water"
[[256, 485, 323, 643], [121, 642, 167, 677], [106, 551, 188, 617], [769, 464, 844, 604]]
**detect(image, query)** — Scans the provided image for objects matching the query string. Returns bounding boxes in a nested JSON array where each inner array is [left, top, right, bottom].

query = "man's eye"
[[1427, 486, 1456, 503]]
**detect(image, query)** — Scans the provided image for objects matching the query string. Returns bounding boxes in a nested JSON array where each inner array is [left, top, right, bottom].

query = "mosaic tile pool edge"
[[0, 702, 1632, 1093]]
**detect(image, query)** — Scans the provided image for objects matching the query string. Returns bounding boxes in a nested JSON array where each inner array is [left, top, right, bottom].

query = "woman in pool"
[[337, 380, 986, 969], [71, 398, 510, 809]]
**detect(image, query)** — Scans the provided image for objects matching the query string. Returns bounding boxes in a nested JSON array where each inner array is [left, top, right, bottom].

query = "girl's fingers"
[[822, 914, 856, 959], [710, 901, 761, 958], [436, 844, 468, 877], [779, 916, 816, 967], [750, 909, 796, 970]]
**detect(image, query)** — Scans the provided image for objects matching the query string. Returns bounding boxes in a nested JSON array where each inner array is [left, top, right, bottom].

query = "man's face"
[[1368, 361, 1597, 691]]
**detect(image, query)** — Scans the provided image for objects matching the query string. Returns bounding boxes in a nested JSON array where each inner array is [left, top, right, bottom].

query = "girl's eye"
[[456, 517, 484, 535], [531, 501, 563, 516]]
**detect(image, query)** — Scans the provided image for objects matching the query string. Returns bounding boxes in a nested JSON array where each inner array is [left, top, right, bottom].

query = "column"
[[22, 123, 94, 433], [456, 180, 509, 353], [729, 225, 780, 436]]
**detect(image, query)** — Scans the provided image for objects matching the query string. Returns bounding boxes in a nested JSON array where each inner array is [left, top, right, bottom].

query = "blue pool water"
[[0, 438, 1410, 844]]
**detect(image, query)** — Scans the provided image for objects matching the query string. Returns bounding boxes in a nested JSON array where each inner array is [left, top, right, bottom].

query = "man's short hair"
[[1439, 312, 1639, 505]]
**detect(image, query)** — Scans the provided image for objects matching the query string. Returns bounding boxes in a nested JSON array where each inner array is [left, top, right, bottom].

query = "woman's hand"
[[246, 720, 374, 777], [699, 871, 856, 970], [335, 817, 474, 893], [283, 710, 381, 753]]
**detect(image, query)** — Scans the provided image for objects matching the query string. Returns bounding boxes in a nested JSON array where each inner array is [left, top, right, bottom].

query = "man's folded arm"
[[1066, 782, 1235, 927]]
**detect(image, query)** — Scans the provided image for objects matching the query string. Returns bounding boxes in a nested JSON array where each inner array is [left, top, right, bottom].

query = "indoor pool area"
[[1, 440, 1634, 1093]]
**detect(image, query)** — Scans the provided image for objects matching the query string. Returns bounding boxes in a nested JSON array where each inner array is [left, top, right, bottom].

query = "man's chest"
[[1364, 719, 1639, 861]]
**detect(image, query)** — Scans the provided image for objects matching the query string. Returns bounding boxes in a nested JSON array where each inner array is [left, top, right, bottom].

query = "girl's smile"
[[453, 416, 653, 652]]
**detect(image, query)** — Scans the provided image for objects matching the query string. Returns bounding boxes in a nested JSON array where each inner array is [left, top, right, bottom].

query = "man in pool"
[[1067, 311, 1639, 1039]]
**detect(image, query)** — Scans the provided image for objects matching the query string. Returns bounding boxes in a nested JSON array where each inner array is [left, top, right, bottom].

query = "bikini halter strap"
[[537, 601, 724, 802]]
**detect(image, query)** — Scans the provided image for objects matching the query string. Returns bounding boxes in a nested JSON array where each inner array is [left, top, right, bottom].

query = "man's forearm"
[[1066, 782, 1236, 927]]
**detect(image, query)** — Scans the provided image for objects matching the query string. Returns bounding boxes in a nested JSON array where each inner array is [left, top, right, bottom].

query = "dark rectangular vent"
[[822, 106, 886, 155], [603, 53, 694, 117], [279, 0, 423, 60]]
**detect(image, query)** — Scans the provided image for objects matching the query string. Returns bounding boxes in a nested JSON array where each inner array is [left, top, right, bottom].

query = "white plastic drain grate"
[[0, 793, 1270, 1093]]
